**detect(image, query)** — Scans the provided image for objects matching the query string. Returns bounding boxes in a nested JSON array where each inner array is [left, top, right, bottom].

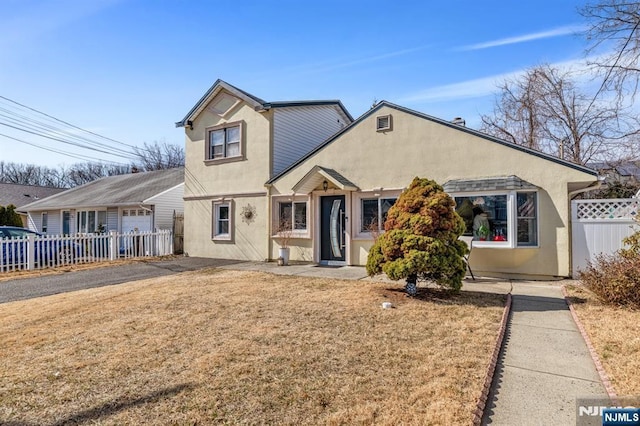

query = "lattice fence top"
[[574, 199, 639, 220]]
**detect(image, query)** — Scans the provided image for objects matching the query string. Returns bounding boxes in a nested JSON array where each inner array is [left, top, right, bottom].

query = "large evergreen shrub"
[[0, 205, 23, 227], [366, 177, 468, 294]]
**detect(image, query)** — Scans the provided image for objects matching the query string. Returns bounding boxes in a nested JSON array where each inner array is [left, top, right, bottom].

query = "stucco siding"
[[184, 196, 268, 261], [271, 105, 597, 278], [273, 106, 349, 176], [184, 103, 272, 198]]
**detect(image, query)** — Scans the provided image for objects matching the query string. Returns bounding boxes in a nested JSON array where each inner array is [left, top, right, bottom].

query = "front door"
[[320, 195, 346, 263]]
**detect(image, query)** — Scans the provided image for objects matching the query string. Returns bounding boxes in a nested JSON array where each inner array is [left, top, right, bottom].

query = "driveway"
[[0, 257, 242, 304]]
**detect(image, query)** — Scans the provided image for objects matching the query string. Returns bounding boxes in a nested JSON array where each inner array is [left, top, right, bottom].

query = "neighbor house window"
[[76, 210, 107, 233], [213, 201, 232, 240], [454, 192, 538, 247], [41, 212, 48, 233], [361, 197, 397, 232], [207, 122, 241, 161], [277, 201, 307, 231]]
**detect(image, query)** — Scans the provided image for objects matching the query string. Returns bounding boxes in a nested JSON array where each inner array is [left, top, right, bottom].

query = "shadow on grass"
[[46, 383, 194, 426], [381, 286, 506, 308]]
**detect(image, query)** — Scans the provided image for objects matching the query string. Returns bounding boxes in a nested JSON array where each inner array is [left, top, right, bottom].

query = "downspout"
[[567, 176, 606, 278], [265, 183, 273, 262]]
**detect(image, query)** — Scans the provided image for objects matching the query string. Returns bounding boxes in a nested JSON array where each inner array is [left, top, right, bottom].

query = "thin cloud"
[[279, 45, 431, 76], [400, 56, 602, 104], [458, 25, 584, 51]]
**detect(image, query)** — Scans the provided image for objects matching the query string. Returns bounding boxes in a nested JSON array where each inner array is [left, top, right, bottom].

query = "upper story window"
[[206, 121, 242, 162], [454, 191, 538, 248]]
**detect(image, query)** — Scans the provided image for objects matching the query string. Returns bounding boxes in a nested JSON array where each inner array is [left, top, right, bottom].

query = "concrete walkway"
[[482, 281, 608, 425]]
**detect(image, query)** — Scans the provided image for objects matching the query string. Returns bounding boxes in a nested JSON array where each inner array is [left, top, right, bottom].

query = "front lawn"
[[566, 285, 640, 397], [0, 269, 504, 425]]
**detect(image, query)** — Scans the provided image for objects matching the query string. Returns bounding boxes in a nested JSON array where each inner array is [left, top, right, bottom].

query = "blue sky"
[[0, 0, 592, 167]]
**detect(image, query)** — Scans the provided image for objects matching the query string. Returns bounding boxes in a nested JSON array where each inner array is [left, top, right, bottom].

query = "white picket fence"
[[571, 198, 639, 277], [0, 230, 173, 273]]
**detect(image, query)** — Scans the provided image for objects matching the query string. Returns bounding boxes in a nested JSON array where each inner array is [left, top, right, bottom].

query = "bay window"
[[454, 191, 538, 247]]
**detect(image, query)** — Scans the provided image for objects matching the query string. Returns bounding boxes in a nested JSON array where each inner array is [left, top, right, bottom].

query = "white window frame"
[[272, 196, 310, 238], [76, 209, 108, 234], [451, 190, 539, 249], [212, 200, 233, 241], [354, 191, 401, 239], [205, 121, 243, 163]]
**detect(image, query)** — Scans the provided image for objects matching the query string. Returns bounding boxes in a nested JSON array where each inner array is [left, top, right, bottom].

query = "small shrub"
[[580, 251, 640, 308]]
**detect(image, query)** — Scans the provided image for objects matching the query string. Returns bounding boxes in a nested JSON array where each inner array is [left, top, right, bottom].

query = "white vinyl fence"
[[571, 199, 639, 277], [0, 230, 173, 273]]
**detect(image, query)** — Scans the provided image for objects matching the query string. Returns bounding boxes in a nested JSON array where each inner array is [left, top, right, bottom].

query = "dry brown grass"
[[566, 285, 640, 396], [0, 269, 504, 425]]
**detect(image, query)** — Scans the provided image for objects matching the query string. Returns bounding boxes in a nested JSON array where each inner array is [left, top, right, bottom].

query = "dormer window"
[[376, 114, 392, 132], [206, 121, 243, 163]]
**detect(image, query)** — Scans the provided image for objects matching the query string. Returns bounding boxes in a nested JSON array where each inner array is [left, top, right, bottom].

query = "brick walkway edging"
[[472, 293, 512, 426], [561, 285, 619, 403]]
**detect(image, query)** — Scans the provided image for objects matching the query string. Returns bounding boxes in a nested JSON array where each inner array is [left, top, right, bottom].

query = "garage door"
[[121, 208, 152, 233]]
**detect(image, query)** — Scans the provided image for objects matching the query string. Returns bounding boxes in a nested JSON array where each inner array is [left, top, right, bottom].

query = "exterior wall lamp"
[[322, 180, 328, 192]]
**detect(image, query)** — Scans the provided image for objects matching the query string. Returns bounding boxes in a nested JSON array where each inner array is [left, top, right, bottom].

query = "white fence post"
[[109, 231, 118, 261], [27, 234, 35, 270]]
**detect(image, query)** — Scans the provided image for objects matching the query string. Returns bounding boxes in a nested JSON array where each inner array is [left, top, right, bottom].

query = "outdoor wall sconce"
[[322, 180, 328, 192]]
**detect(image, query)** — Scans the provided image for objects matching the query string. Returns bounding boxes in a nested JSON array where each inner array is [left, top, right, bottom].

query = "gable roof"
[[0, 183, 66, 209], [267, 101, 598, 185], [21, 168, 184, 211], [292, 165, 359, 194], [175, 79, 353, 127]]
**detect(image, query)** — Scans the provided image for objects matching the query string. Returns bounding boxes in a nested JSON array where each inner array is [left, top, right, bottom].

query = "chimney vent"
[[452, 117, 465, 127]]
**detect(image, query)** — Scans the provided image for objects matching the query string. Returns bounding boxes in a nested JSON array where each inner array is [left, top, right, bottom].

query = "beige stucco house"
[[177, 80, 598, 279]]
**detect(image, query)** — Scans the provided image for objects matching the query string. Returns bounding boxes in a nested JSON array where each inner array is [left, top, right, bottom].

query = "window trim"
[[353, 191, 401, 240], [212, 200, 233, 241], [204, 120, 244, 164], [452, 190, 539, 249], [272, 196, 310, 239], [76, 209, 108, 234], [376, 114, 392, 132]]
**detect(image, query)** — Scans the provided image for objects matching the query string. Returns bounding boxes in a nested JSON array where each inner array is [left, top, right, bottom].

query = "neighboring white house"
[[21, 168, 184, 235]]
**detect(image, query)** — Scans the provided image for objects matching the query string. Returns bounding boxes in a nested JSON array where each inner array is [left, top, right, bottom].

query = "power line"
[[0, 132, 130, 165]]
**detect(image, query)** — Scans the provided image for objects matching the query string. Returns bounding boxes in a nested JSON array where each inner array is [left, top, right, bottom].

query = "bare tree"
[[481, 64, 639, 165], [582, 1, 640, 98], [132, 141, 184, 171], [480, 68, 546, 150]]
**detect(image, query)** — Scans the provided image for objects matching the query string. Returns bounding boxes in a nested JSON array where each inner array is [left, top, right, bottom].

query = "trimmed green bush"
[[366, 177, 468, 293]]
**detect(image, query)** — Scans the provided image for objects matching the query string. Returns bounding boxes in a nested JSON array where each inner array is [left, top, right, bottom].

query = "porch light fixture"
[[322, 180, 328, 192]]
